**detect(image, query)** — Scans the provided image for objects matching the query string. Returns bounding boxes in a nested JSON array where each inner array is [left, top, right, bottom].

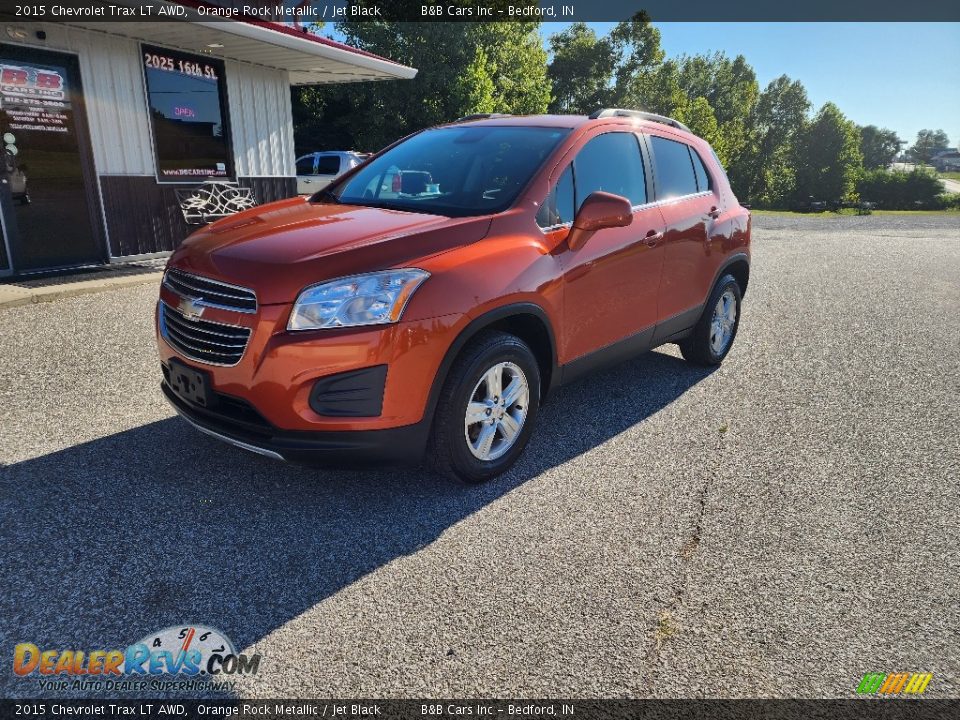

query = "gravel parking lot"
[[1, 213, 958, 699]]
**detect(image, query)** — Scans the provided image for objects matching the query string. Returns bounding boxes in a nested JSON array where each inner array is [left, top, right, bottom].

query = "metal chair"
[[176, 180, 258, 225]]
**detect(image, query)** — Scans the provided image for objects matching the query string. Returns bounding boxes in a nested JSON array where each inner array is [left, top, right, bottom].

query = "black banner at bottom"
[[2, 700, 958, 720]]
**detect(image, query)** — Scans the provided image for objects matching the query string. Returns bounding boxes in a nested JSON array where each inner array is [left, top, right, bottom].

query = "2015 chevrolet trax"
[[157, 109, 751, 483]]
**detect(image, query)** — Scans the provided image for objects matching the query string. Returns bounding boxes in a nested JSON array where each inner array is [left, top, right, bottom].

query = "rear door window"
[[316, 155, 341, 175], [573, 132, 647, 209], [650, 136, 698, 199], [536, 165, 575, 229]]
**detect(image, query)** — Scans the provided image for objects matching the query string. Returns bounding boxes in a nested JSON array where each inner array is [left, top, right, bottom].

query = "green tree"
[[908, 129, 950, 164], [678, 97, 723, 159], [628, 59, 688, 118], [728, 75, 810, 205], [482, 23, 552, 114], [857, 168, 945, 209], [546, 23, 616, 113], [673, 53, 758, 124], [671, 53, 758, 166], [858, 125, 903, 169], [791, 102, 864, 202], [293, 18, 550, 152], [546, 13, 665, 115], [455, 46, 495, 115], [608, 13, 665, 106]]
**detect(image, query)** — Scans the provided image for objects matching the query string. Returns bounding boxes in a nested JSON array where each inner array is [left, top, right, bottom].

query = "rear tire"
[[429, 331, 541, 484], [679, 274, 742, 366]]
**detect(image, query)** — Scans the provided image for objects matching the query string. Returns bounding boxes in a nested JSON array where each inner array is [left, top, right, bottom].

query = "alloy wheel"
[[464, 361, 530, 461], [709, 289, 737, 355]]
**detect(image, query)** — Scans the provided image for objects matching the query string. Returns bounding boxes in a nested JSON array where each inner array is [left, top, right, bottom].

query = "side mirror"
[[567, 191, 633, 250]]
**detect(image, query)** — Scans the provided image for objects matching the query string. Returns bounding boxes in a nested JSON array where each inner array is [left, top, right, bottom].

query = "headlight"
[[287, 269, 430, 331]]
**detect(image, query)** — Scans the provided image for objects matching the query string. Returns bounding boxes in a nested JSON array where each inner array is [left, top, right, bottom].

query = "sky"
[[545, 22, 960, 147]]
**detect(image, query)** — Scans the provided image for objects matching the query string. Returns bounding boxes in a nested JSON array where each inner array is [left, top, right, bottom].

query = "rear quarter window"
[[690, 149, 712, 192]]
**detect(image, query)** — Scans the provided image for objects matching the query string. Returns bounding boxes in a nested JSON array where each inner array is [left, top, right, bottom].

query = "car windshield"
[[324, 125, 570, 217]]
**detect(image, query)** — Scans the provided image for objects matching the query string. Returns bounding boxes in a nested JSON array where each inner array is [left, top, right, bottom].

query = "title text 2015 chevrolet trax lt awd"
[[157, 109, 751, 483]]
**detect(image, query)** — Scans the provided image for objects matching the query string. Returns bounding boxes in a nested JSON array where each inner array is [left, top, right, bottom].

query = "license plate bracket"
[[168, 359, 215, 408]]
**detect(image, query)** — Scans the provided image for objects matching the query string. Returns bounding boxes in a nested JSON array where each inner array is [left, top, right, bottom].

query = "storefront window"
[[142, 44, 231, 182]]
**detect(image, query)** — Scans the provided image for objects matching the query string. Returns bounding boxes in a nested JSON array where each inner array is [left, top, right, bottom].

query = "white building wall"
[[21, 23, 297, 179], [225, 60, 296, 177], [29, 24, 155, 176]]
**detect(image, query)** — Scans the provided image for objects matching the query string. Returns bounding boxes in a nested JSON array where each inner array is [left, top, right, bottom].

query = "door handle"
[[643, 230, 663, 247], [705, 206, 720, 220]]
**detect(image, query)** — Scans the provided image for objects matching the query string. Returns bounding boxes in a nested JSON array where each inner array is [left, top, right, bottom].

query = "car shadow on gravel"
[[1, 349, 714, 684]]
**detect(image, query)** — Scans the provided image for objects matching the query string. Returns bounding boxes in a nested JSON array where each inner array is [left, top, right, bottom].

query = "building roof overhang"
[[65, 0, 416, 84]]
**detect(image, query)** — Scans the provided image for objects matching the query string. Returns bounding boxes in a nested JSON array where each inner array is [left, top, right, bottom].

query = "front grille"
[[163, 268, 257, 313], [160, 302, 251, 366]]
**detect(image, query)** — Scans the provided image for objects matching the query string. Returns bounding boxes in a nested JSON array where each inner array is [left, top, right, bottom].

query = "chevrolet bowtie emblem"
[[178, 297, 205, 321]]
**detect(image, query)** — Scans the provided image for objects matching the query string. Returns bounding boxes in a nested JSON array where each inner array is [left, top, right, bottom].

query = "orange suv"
[[157, 109, 751, 482]]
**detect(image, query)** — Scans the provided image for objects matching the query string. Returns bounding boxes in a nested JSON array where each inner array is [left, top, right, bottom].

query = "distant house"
[[930, 149, 960, 171]]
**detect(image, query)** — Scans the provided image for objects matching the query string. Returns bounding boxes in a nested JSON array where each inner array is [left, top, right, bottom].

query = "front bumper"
[[162, 380, 430, 465], [156, 282, 464, 433]]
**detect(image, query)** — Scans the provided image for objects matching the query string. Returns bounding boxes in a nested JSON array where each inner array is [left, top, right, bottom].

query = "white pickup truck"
[[295, 150, 370, 195]]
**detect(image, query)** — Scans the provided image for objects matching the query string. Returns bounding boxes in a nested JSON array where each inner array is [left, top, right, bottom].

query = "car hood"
[[168, 197, 492, 305]]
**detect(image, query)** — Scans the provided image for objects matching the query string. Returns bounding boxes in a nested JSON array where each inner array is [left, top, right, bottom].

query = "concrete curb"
[[0, 271, 164, 310]]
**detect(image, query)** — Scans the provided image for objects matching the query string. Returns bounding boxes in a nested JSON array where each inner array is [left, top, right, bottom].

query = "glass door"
[[0, 202, 10, 275], [0, 44, 104, 272]]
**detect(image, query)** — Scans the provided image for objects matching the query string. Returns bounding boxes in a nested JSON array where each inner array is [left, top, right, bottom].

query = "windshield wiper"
[[313, 188, 340, 204]]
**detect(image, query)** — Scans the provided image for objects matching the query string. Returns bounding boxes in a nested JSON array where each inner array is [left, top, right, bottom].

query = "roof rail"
[[589, 108, 691, 133], [453, 113, 513, 123]]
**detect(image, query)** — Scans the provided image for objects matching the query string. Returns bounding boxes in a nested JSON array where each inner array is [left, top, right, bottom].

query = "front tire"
[[679, 274, 742, 366], [429, 331, 541, 483]]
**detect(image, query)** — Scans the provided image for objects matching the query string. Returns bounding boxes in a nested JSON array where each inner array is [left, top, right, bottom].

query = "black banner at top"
[[2, 700, 960, 720], [0, 0, 958, 22]]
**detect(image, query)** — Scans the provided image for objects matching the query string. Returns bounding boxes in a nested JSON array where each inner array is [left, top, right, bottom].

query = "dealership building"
[[0, 2, 415, 277]]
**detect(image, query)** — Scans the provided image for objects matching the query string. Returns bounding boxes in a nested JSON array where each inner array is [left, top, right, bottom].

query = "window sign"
[[0, 63, 69, 133], [142, 45, 232, 182]]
